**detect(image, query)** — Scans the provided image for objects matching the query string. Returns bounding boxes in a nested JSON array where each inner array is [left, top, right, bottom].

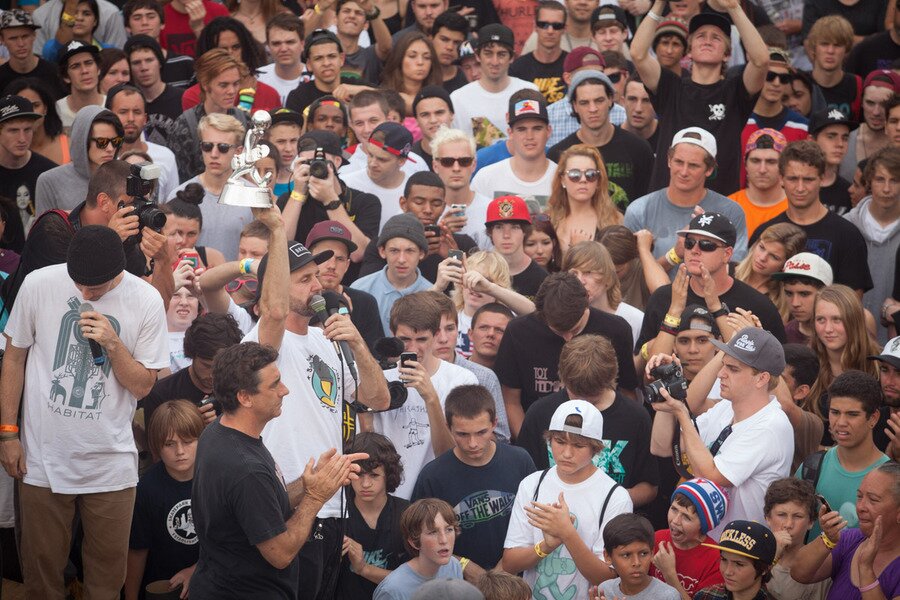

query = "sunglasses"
[[606, 71, 626, 84], [684, 237, 724, 252], [436, 156, 474, 167], [200, 142, 238, 153], [765, 71, 792, 84], [536, 20, 565, 30], [91, 136, 123, 149], [226, 277, 258, 293], [565, 168, 600, 182]]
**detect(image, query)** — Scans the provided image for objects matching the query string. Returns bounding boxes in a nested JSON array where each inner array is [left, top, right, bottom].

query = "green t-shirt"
[[795, 446, 889, 539]]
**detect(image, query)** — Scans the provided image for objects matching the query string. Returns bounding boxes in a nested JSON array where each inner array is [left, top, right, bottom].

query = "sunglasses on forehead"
[[436, 156, 474, 167], [90, 136, 123, 149], [684, 237, 724, 252]]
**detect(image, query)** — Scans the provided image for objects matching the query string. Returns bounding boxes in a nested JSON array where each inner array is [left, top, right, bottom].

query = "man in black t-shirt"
[[547, 68, 653, 206], [495, 271, 639, 439], [752, 140, 873, 296], [411, 86, 455, 170], [485, 195, 548, 298], [191, 342, 363, 599], [141, 313, 243, 429], [125, 36, 186, 147], [636, 211, 787, 351], [430, 10, 470, 94], [806, 16, 862, 121], [286, 30, 355, 115], [0, 95, 57, 235], [846, 27, 900, 78], [509, 1, 568, 104], [516, 334, 658, 508], [0, 10, 66, 100], [809, 108, 854, 214], [411, 385, 536, 568], [630, 5, 769, 196]]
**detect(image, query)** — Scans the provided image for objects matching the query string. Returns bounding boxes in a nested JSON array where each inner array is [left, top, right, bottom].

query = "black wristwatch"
[[365, 6, 380, 20], [710, 303, 730, 319], [323, 199, 342, 211]]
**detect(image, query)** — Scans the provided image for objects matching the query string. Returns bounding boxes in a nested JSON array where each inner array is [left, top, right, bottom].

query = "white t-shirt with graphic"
[[4, 265, 168, 494], [340, 168, 410, 233], [372, 360, 477, 499], [168, 330, 190, 372], [244, 326, 357, 518], [504, 466, 633, 600], [470, 158, 557, 212]]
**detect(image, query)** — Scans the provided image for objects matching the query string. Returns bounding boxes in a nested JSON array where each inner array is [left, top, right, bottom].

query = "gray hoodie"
[[35, 106, 108, 215], [844, 195, 900, 344]]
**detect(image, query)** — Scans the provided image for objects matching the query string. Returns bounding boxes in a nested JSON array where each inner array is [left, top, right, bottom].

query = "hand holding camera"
[[645, 353, 688, 407]]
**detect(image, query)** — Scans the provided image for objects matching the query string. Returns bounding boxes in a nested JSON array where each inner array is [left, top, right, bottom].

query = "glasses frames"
[[200, 142, 238, 154], [565, 168, 600, 182], [683, 237, 724, 252], [91, 136, 124, 149], [436, 156, 474, 168]]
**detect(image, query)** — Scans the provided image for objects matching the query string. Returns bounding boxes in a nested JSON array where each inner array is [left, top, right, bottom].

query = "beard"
[[290, 296, 315, 317]]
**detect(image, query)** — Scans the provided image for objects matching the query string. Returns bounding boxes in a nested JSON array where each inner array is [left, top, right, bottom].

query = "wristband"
[[314, 3, 323, 13], [663, 313, 681, 328], [459, 557, 470, 572], [666, 247, 682, 266], [858, 580, 881, 593], [0, 432, 19, 441], [0, 424, 18, 433], [239, 258, 254, 275], [238, 88, 256, 113], [61, 11, 76, 25], [710, 304, 729, 319], [660, 323, 679, 336], [646, 10, 663, 23], [820, 532, 837, 549], [290, 190, 307, 203], [640, 342, 650, 361], [534, 541, 548, 558]]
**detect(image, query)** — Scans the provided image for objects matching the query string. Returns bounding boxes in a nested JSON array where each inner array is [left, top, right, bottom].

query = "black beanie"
[[67, 225, 126, 286]]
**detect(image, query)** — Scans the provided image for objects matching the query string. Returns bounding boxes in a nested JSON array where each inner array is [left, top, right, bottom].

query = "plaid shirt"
[[546, 98, 626, 148]]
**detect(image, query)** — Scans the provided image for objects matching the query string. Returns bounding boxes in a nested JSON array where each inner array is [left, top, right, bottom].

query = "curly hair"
[[346, 432, 404, 494], [212, 342, 279, 413]]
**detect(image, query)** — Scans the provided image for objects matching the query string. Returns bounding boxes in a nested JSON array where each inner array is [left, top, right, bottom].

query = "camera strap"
[[671, 410, 699, 481]]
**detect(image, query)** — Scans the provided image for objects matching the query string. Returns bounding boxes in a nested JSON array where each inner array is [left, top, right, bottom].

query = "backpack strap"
[[800, 450, 826, 489], [532, 469, 550, 502], [599, 483, 621, 530]]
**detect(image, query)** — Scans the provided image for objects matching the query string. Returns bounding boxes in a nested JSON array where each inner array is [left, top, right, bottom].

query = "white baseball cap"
[[869, 336, 900, 370], [771, 252, 833, 286], [671, 126, 717, 160], [548, 400, 603, 442]]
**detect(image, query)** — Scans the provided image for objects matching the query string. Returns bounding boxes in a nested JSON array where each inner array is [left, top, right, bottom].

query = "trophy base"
[[218, 183, 273, 208]]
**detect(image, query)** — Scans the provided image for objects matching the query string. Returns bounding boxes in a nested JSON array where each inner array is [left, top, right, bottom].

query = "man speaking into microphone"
[[0, 225, 168, 599], [242, 204, 390, 600]]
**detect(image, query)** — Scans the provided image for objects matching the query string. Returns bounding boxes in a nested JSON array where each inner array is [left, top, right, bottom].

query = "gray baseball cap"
[[711, 327, 785, 376]]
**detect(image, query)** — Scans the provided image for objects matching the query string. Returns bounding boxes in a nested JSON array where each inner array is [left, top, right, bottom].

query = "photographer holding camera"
[[648, 326, 794, 539], [279, 130, 380, 285]]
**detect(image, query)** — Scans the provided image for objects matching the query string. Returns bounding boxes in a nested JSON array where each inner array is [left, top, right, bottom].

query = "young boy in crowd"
[[598, 513, 681, 599], [763, 477, 831, 600], [772, 252, 833, 345], [373, 499, 464, 600], [695, 521, 778, 600], [339, 432, 410, 599], [649, 478, 727, 599], [502, 400, 633, 599], [125, 401, 204, 600]]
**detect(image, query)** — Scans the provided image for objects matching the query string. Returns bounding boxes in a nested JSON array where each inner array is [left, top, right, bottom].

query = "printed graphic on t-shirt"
[[806, 238, 834, 262], [49, 298, 119, 420], [708, 103, 726, 121], [534, 77, 566, 104], [472, 118, 505, 149], [167, 499, 197, 545], [546, 440, 629, 484], [455, 490, 516, 529], [533, 514, 579, 599], [365, 548, 392, 569], [308, 354, 339, 412], [402, 418, 430, 448]]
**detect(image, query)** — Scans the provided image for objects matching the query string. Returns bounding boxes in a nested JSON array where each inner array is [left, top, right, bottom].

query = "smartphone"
[[399, 352, 417, 369], [449, 249, 465, 262], [449, 203, 467, 216], [816, 494, 832, 513], [424, 224, 441, 236]]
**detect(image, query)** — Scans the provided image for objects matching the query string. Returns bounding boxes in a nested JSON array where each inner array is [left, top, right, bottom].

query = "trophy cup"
[[218, 110, 274, 208]]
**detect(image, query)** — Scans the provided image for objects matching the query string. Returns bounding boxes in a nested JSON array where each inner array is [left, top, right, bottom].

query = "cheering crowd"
[[0, 0, 898, 597]]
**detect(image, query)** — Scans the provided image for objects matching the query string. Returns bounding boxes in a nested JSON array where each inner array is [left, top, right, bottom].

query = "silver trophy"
[[218, 110, 274, 208]]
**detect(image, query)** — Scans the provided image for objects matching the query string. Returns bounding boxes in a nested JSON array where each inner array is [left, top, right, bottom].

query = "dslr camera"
[[309, 146, 330, 180], [646, 363, 688, 404], [120, 162, 166, 245]]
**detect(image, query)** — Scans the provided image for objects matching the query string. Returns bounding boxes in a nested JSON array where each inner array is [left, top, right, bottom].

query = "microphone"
[[79, 303, 106, 366], [310, 293, 358, 381]]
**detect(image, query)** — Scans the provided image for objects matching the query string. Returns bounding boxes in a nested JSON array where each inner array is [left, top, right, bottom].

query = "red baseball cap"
[[485, 195, 532, 227]]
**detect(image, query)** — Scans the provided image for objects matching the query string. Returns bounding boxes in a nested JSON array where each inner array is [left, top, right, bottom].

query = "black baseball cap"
[[591, 5, 627, 30], [57, 40, 100, 67], [255, 241, 333, 301], [412, 85, 454, 116], [298, 130, 351, 161], [808, 108, 858, 136], [678, 304, 720, 337], [368, 122, 414, 161], [689, 12, 731, 37], [270, 108, 303, 127], [0, 95, 42, 125], [476, 24, 514, 50], [703, 520, 778, 566], [301, 29, 343, 62], [507, 93, 549, 126], [677, 212, 737, 247]]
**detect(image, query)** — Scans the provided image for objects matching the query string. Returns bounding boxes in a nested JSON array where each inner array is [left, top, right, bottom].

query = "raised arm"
[[254, 206, 290, 351], [628, 0, 665, 92]]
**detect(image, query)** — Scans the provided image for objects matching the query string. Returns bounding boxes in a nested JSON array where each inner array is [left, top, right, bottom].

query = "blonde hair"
[[807, 285, 880, 417], [561, 241, 622, 310], [547, 145, 622, 230], [805, 15, 854, 55], [431, 126, 476, 158], [199, 113, 245, 146], [734, 222, 806, 321], [451, 251, 511, 311]]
